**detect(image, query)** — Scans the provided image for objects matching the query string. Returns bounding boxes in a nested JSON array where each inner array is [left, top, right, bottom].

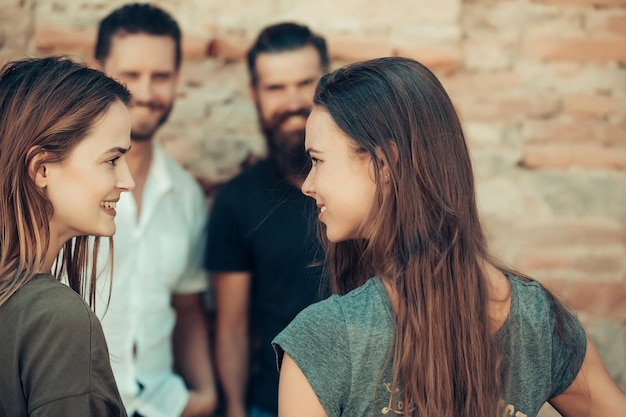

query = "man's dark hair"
[[95, 3, 182, 68], [247, 22, 329, 86]]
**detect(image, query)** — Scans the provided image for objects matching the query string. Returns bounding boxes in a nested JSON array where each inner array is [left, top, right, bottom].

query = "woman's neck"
[[41, 241, 61, 275]]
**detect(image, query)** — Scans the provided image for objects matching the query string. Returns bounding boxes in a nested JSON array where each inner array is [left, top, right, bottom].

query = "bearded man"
[[205, 22, 329, 417]]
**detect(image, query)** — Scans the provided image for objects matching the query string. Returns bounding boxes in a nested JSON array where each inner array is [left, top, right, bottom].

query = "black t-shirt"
[[206, 160, 327, 413]]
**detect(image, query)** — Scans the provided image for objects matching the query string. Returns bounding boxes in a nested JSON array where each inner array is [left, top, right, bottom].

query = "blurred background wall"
[[1, 0, 624, 414]]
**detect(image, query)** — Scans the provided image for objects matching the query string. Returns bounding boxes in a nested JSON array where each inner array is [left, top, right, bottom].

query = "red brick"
[[563, 94, 623, 118], [455, 95, 560, 121], [540, 278, 626, 321], [327, 36, 394, 63], [35, 27, 95, 59], [511, 220, 624, 247], [515, 248, 573, 271], [36, 26, 210, 62], [523, 38, 626, 63], [521, 144, 626, 169], [523, 120, 626, 146], [439, 71, 518, 96], [207, 33, 251, 61], [574, 253, 625, 274], [566, 281, 626, 320], [183, 35, 212, 60], [530, 0, 626, 6], [394, 41, 462, 73], [606, 16, 626, 37]]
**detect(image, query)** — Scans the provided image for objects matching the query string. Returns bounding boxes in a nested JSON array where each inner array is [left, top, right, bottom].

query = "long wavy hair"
[[0, 56, 131, 308], [313, 57, 578, 416]]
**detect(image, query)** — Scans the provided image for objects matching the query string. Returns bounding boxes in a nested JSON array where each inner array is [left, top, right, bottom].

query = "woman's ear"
[[375, 141, 399, 181], [28, 148, 49, 188]]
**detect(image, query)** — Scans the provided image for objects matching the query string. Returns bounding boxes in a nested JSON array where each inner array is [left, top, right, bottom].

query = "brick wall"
[[1, 0, 624, 412]]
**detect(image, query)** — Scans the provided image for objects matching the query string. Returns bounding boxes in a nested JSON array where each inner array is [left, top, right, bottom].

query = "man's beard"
[[259, 107, 311, 180], [130, 101, 173, 142]]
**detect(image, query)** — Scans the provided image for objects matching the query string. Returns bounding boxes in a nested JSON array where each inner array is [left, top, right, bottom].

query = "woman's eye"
[[310, 157, 321, 166], [107, 156, 120, 166]]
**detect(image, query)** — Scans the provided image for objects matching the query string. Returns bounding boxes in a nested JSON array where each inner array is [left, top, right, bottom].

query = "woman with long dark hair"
[[0, 56, 134, 416], [273, 57, 626, 417]]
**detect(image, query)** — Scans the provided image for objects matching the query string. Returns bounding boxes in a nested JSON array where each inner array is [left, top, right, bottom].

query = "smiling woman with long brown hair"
[[273, 57, 626, 417], [0, 56, 134, 416]]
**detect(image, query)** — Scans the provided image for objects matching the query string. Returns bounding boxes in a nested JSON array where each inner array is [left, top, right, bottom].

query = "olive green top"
[[0, 274, 127, 416]]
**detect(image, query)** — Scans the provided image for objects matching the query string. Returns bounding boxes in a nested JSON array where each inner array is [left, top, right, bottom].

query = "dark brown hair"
[[247, 22, 329, 87], [313, 57, 579, 416], [0, 56, 131, 307], [95, 3, 182, 69]]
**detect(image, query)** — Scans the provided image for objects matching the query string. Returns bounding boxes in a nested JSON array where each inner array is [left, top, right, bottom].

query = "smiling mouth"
[[100, 202, 117, 209], [320, 206, 326, 213]]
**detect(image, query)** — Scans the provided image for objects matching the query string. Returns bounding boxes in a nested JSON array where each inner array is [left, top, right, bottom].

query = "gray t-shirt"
[[273, 274, 586, 417]]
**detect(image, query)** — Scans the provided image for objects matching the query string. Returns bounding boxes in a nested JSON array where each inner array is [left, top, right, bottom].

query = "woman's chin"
[[92, 224, 116, 238]]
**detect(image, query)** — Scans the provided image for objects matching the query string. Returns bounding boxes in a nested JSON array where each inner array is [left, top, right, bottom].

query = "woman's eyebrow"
[[106, 146, 131, 154]]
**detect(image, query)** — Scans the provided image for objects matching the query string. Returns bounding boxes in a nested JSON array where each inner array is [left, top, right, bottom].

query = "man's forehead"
[[255, 46, 323, 84], [105, 33, 178, 72], [109, 31, 174, 46]]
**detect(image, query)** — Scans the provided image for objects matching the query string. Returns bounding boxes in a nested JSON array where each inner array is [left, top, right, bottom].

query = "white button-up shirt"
[[95, 144, 208, 417]]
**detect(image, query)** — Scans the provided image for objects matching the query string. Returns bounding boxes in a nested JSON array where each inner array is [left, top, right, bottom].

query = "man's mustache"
[[265, 108, 310, 130]]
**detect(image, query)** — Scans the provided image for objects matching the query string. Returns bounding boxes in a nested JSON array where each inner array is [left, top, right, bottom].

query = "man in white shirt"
[[93, 4, 216, 416]]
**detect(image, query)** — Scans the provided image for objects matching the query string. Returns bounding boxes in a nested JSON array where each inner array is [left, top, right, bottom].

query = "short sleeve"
[[550, 305, 588, 398], [205, 185, 251, 272], [273, 298, 351, 417]]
